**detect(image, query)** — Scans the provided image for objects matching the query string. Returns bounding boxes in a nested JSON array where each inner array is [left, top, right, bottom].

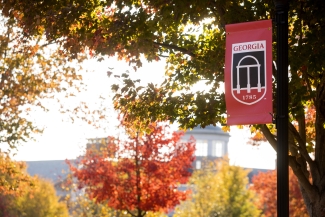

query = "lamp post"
[[274, 0, 289, 216]]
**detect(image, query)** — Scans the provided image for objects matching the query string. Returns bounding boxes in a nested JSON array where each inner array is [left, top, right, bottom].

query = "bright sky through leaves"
[[10, 57, 275, 169]]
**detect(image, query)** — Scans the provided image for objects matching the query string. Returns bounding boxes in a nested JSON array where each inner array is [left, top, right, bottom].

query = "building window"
[[212, 141, 223, 157], [195, 140, 208, 156], [196, 160, 201, 169]]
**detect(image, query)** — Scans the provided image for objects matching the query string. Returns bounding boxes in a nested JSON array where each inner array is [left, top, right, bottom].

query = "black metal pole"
[[274, 0, 289, 216]]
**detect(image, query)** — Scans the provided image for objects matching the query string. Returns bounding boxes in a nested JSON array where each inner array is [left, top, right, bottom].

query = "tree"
[[251, 168, 308, 217], [68, 194, 127, 217], [4, 0, 325, 215], [0, 14, 88, 149], [10, 178, 69, 217], [174, 158, 261, 217], [65, 191, 167, 217], [0, 152, 32, 196], [0, 152, 34, 217], [0, 152, 69, 217], [69, 122, 195, 217], [61, 173, 168, 217]]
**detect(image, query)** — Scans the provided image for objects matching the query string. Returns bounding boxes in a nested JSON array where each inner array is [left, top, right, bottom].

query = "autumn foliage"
[[0, 152, 33, 197], [174, 158, 261, 217], [69, 123, 195, 217], [0, 14, 88, 148], [0, 152, 69, 217], [251, 168, 308, 217], [4, 0, 325, 215]]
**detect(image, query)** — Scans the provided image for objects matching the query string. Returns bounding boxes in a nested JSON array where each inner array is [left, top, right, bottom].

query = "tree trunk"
[[300, 187, 325, 217], [261, 76, 325, 216], [293, 76, 325, 217], [301, 77, 325, 216]]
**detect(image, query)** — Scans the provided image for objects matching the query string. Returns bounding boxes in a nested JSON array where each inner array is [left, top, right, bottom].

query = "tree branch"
[[258, 124, 314, 189], [288, 122, 320, 185], [153, 42, 196, 57], [125, 208, 136, 217], [289, 156, 316, 203], [260, 124, 277, 151], [288, 122, 313, 165], [209, 0, 226, 30], [288, 129, 299, 156], [297, 113, 307, 144], [158, 54, 169, 58], [39, 39, 58, 48]]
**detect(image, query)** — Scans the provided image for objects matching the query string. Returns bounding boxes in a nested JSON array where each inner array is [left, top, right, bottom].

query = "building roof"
[[186, 125, 230, 137], [26, 160, 75, 184]]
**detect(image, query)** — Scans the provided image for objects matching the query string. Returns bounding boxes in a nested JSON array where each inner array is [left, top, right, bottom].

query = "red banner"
[[225, 20, 273, 125]]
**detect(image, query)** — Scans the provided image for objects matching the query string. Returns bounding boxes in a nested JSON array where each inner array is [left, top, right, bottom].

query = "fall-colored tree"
[[0, 152, 68, 217], [0, 14, 91, 211], [251, 168, 308, 217], [0, 152, 34, 216], [174, 158, 261, 217], [69, 122, 195, 217], [60, 177, 126, 217], [0, 13, 88, 148], [62, 171, 168, 217], [4, 0, 325, 215], [9, 178, 69, 217], [0, 152, 33, 196]]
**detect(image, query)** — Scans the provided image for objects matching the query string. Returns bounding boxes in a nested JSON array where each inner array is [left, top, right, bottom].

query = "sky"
[[11, 56, 276, 170]]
